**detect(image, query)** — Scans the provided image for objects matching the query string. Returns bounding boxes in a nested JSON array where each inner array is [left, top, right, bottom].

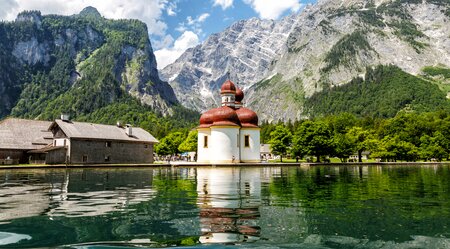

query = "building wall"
[[197, 129, 211, 163], [54, 138, 69, 147], [0, 149, 27, 163], [239, 128, 261, 163], [69, 139, 154, 164], [46, 148, 67, 164], [210, 126, 240, 163]]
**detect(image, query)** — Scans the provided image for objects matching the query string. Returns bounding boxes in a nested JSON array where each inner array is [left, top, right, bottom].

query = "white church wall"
[[197, 129, 211, 163], [240, 128, 261, 163], [210, 126, 240, 163]]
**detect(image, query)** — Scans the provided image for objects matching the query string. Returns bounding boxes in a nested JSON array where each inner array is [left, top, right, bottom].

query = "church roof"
[[210, 106, 241, 127], [199, 79, 259, 129], [236, 107, 258, 128], [235, 87, 244, 103], [220, 79, 236, 94]]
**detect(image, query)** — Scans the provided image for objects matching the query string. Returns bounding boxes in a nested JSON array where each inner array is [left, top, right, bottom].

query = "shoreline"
[[0, 161, 449, 170]]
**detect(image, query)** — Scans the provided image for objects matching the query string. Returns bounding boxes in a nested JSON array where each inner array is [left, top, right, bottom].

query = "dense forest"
[[306, 65, 450, 118]]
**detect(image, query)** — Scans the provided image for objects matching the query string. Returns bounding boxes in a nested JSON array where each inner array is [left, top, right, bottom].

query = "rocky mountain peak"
[[79, 6, 102, 19], [15, 10, 42, 26], [160, 13, 299, 112]]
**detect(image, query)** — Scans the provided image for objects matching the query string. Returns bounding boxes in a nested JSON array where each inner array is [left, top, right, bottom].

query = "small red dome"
[[235, 87, 244, 103], [220, 80, 236, 94], [210, 106, 240, 127], [199, 110, 214, 128], [236, 107, 258, 128]]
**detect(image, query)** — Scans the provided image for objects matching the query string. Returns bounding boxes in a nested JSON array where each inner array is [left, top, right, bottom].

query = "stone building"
[[47, 118, 158, 164], [0, 117, 158, 165], [197, 79, 260, 163], [0, 118, 53, 164]]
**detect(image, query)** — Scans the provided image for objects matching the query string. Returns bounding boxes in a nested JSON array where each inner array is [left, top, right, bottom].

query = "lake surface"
[[0, 165, 449, 249]]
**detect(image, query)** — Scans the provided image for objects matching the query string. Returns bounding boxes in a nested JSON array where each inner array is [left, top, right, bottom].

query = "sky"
[[0, 0, 317, 69]]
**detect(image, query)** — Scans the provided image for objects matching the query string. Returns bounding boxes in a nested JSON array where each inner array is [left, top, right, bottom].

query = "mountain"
[[0, 7, 179, 121], [161, 0, 450, 121], [160, 16, 297, 111]]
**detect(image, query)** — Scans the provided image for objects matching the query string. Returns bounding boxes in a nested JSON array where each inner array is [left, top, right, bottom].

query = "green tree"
[[178, 130, 198, 153], [268, 125, 292, 162], [292, 121, 333, 162], [348, 127, 373, 162], [419, 132, 449, 161], [374, 135, 419, 162], [332, 133, 356, 162], [155, 132, 186, 162]]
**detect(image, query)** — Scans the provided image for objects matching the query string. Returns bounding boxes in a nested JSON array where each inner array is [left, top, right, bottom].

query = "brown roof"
[[28, 145, 66, 154], [50, 119, 158, 143], [0, 118, 53, 150]]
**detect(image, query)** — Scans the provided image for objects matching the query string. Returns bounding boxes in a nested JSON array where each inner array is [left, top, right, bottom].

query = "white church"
[[197, 79, 260, 163]]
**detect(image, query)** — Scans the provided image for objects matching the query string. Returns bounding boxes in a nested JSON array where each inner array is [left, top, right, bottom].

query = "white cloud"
[[213, 0, 233, 10], [152, 34, 174, 50], [165, 1, 177, 16], [198, 13, 210, 22], [0, 0, 18, 21], [176, 12, 210, 37], [155, 31, 199, 69], [186, 16, 195, 25], [0, 0, 169, 37], [244, 0, 302, 19]]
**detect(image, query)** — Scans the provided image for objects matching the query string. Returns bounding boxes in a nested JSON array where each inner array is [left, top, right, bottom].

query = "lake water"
[[0, 165, 449, 249]]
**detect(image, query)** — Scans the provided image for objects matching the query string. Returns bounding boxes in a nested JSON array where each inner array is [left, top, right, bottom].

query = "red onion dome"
[[210, 106, 241, 127], [236, 107, 258, 128], [235, 87, 244, 103], [199, 109, 214, 128], [220, 80, 236, 94]]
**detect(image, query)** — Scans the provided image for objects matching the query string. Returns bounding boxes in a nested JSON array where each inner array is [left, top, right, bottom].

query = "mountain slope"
[[163, 0, 450, 121], [0, 7, 178, 120], [305, 65, 450, 117], [160, 16, 298, 111]]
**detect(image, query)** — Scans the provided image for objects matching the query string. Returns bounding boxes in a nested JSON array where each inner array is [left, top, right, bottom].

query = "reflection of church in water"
[[196, 168, 263, 243]]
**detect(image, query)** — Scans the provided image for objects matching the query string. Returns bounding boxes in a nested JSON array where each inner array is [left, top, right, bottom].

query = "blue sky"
[[0, 0, 317, 68]]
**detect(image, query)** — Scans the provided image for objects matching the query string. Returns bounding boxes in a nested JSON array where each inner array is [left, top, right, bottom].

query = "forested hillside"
[[0, 8, 198, 138], [305, 65, 450, 118]]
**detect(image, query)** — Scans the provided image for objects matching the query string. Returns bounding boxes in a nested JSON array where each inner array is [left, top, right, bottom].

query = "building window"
[[204, 136, 208, 148], [244, 135, 250, 147], [104, 155, 110, 162], [144, 144, 148, 148], [82, 155, 88, 163], [106, 141, 112, 147]]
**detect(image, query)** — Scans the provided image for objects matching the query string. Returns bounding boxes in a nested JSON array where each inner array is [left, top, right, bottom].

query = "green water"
[[0, 165, 449, 249]]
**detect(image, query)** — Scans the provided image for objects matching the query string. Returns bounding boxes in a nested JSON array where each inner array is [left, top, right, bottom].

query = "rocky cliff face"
[[0, 7, 177, 119], [162, 0, 450, 121], [160, 15, 298, 111]]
